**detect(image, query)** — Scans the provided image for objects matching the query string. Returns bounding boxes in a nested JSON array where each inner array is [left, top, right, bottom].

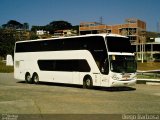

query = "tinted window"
[[106, 37, 134, 53], [15, 36, 107, 53], [38, 59, 90, 72], [109, 55, 137, 73], [16, 39, 62, 52]]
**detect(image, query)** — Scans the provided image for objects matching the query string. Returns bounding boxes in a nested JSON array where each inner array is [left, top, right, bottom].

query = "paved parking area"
[[0, 73, 160, 120]]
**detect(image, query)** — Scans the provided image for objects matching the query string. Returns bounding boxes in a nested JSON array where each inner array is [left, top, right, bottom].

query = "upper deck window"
[[106, 36, 134, 53]]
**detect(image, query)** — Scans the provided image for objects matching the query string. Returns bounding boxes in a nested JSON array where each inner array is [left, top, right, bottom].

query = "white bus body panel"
[[14, 50, 105, 86]]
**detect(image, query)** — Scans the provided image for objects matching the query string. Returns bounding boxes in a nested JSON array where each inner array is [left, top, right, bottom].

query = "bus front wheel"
[[83, 76, 93, 89]]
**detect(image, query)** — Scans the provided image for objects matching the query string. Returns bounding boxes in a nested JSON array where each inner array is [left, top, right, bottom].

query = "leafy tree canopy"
[[48, 20, 72, 30], [0, 29, 16, 57], [31, 26, 46, 32], [2, 20, 29, 30], [31, 20, 72, 34]]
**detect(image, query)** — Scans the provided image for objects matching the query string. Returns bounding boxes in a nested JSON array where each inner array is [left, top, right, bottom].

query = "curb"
[[137, 79, 160, 85], [146, 82, 160, 85]]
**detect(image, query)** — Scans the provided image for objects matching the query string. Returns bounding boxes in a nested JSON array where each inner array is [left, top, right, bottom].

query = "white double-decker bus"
[[14, 34, 137, 88]]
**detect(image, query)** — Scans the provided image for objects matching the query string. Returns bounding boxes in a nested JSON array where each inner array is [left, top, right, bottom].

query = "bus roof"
[[16, 33, 128, 43]]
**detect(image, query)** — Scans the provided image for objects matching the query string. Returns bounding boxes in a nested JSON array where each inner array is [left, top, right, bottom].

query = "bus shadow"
[[17, 81, 136, 92], [17, 81, 82, 88], [39, 82, 83, 89], [93, 86, 136, 92]]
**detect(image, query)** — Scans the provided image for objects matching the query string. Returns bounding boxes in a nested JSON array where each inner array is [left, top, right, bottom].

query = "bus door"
[[93, 73, 101, 86], [100, 58, 110, 87], [101, 74, 110, 87]]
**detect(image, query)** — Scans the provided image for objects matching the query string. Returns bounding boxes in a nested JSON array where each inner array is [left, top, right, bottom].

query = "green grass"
[[137, 62, 160, 71], [137, 74, 160, 79], [0, 61, 14, 73], [137, 62, 160, 79]]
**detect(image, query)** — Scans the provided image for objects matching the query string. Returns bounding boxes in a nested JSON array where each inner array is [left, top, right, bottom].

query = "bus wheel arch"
[[25, 72, 33, 84], [83, 75, 93, 89], [32, 72, 39, 84]]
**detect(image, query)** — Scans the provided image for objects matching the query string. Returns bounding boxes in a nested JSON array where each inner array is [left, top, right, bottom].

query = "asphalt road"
[[0, 73, 160, 120]]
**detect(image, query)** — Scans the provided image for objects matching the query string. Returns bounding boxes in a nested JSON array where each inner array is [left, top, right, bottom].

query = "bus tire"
[[25, 72, 33, 84], [32, 73, 39, 84], [83, 75, 93, 89]]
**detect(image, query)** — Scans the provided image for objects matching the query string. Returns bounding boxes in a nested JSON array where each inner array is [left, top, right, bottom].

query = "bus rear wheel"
[[83, 76, 93, 89], [25, 72, 33, 84], [32, 73, 39, 84]]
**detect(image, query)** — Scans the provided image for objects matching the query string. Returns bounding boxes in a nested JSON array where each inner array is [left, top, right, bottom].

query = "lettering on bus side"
[[37, 59, 91, 72]]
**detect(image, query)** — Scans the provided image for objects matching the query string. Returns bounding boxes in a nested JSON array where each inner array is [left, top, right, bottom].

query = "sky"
[[0, 0, 160, 32]]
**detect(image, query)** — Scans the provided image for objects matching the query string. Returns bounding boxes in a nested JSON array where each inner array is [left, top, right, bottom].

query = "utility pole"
[[140, 31, 146, 63], [100, 16, 103, 25], [157, 21, 160, 33], [142, 37, 144, 63]]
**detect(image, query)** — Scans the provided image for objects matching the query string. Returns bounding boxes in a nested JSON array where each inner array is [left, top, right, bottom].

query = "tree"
[[31, 26, 45, 32], [31, 20, 73, 34], [2, 20, 23, 29], [2, 20, 29, 30], [46, 20, 72, 34], [72, 25, 79, 33], [23, 23, 29, 30], [29, 32, 39, 40], [0, 29, 16, 58]]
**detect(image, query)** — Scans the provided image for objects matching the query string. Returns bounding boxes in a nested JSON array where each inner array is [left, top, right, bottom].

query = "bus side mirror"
[[101, 59, 109, 75]]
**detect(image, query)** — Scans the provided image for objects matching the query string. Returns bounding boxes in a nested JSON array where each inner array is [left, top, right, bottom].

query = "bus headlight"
[[112, 74, 119, 80]]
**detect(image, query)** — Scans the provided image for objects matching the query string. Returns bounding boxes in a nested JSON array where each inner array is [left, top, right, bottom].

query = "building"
[[79, 18, 146, 44], [54, 29, 77, 37], [36, 30, 49, 35], [134, 37, 160, 61], [79, 18, 160, 61]]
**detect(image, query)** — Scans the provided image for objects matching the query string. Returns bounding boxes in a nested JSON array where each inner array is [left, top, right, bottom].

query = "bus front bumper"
[[110, 79, 137, 87]]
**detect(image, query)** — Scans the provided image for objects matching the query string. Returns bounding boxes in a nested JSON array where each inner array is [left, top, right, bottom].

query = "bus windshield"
[[109, 55, 137, 73]]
